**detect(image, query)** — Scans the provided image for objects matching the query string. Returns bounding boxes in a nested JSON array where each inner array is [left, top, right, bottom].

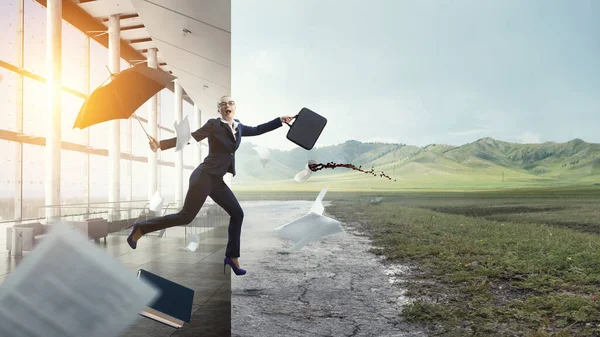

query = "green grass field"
[[317, 188, 600, 336], [231, 164, 600, 193]]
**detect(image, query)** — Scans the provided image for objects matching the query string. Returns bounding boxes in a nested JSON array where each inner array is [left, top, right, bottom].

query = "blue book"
[[137, 269, 195, 328]]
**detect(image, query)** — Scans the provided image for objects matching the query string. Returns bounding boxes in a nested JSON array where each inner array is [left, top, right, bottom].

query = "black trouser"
[[136, 167, 244, 258]]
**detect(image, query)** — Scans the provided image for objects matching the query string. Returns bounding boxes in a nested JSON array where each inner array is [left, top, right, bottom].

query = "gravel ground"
[[231, 200, 428, 337]]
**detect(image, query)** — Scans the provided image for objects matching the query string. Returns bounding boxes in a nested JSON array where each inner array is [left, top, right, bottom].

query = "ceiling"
[[39, 0, 231, 118]]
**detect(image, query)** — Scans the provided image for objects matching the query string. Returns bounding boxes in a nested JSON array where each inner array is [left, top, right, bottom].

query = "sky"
[[230, 0, 600, 150], [0, 0, 599, 201]]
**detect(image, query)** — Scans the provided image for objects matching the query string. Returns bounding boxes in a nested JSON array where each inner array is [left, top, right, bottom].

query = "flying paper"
[[174, 115, 191, 152], [184, 234, 200, 252], [273, 187, 344, 251], [0, 221, 160, 337], [294, 160, 317, 182], [255, 147, 270, 167], [148, 190, 164, 213]]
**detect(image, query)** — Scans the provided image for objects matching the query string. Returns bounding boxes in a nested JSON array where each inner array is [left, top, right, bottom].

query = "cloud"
[[516, 131, 541, 144], [365, 137, 400, 144], [447, 128, 490, 137]]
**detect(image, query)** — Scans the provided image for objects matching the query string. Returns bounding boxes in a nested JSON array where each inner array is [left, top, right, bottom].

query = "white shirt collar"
[[220, 118, 238, 129]]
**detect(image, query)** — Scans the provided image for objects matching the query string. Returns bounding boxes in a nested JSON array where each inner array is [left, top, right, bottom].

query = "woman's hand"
[[149, 136, 160, 152], [280, 116, 294, 124]]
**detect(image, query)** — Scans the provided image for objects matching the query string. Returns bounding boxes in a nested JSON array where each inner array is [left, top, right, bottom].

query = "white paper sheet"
[[148, 190, 164, 213], [0, 221, 160, 337], [174, 115, 191, 153], [273, 187, 344, 251], [309, 186, 328, 215], [185, 234, 200, 252]]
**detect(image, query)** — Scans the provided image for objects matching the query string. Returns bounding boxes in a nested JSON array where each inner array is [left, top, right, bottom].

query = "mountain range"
[[232, 138, 600, 188]]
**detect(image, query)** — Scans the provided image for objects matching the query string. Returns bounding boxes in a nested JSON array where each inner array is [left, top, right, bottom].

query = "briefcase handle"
[[284, 114, 299, 127]]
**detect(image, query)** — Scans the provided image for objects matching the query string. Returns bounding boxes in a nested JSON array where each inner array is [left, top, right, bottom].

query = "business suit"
[[135, 116, 283, 258]]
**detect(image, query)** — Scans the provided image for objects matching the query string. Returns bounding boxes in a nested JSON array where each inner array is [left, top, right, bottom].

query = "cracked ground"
[[231, 200, 427, 337]]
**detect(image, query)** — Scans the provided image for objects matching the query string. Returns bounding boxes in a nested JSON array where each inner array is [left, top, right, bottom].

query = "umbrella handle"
[[132, 113, 153, 141]]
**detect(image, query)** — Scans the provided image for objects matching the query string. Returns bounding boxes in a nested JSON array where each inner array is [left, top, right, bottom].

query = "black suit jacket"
[[159, 117, 283, 177]]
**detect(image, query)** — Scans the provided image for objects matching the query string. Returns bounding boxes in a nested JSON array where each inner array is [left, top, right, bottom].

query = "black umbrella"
[[73, 63, 176, 139]]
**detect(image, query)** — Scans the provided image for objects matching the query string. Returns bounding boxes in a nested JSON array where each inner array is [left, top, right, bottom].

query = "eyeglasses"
[[218, 101, 235, 108]]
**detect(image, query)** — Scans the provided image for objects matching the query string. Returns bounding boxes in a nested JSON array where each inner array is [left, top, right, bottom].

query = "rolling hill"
[[231, 138, 600, 190]]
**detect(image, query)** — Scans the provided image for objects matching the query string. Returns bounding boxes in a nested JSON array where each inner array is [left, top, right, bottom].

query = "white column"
[[125, 62, 132, 202], [83, 34, 90, 215], [194, 104, 202, 165], [126, 109, 132, 202], [108, 15, 120, 218], [174, 81, 183, 207], [156, 91, 162, 191], [147, 48, 158, 199], [15, 0, 24, 221], [45, 0, 62, 222]]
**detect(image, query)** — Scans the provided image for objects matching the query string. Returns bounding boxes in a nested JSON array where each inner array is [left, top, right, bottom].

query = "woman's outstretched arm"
[[241, 116, 294, 137]]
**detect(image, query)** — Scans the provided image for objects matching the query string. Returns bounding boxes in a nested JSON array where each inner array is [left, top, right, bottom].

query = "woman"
[[127, 95, 294, 276]]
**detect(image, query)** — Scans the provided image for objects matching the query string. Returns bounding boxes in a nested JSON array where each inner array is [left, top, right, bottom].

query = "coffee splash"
[[308, 162, 396, 181]]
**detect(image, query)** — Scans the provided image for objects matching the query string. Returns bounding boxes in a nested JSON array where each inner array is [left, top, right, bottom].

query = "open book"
[[0, 221, 160, 337], [137, 269, 194, 329]]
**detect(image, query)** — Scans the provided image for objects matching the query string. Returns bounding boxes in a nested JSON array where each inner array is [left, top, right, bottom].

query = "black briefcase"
[[285, 108, 327, 150]]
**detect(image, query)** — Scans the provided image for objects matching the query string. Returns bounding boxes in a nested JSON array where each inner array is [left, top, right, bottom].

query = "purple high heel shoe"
[[224, 257, 246, 276], [127, 223, 141, 249]]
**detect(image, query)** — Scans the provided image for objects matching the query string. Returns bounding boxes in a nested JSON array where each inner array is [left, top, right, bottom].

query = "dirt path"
[[231, 200, 427, 337]]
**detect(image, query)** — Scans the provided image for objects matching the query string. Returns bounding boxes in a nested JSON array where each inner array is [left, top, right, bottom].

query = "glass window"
[[159, 142, 174, 163], [88, 119, 110, 149], [129, 101, 149, 155], [62, 21, 86, 93], [184, 144, 196, 167], [23, 0, 47, 76], [60, 149, 86, 204], [134, 100, 148, 120], [0, 140, 16, 221], [183, 169, 191, 196], [22, 143, 44, 219], [132, 118, 149, 156], [89, 39, 108, 91], [23, 76, 45, 136], [182, 101, 198, 168], [160, 164, 174, 201], [62, 91, 86, 144], [131, 160, 148, 200], [0, 0, 19, 65], [120, 159, 132, 201], [0, 67, 18, 131], [89, 51, 131, 91], [89, 153, 108, 202], [120, 119, 131, 154], [183, 100, 194, 124], [160, 89, 174, 127]]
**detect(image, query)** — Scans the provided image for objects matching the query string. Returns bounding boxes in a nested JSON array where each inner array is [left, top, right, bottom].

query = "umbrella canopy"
[[73, 64, 176, 130]]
